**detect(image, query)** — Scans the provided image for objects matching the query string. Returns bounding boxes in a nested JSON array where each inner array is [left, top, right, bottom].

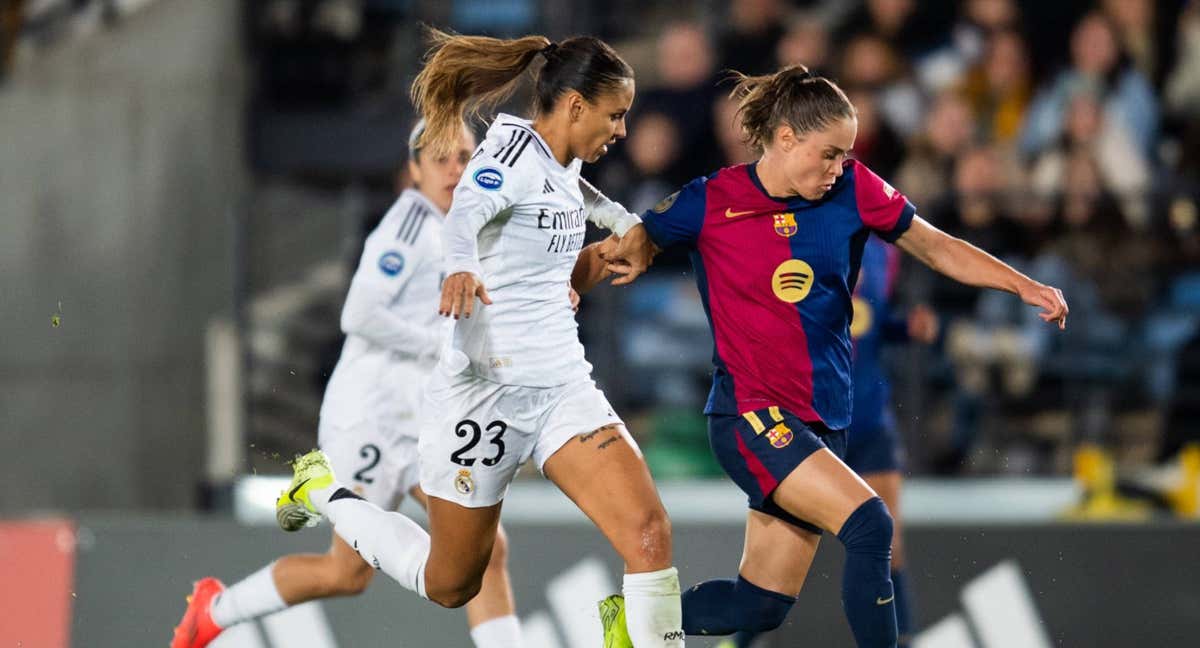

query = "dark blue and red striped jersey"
[[641, 159, 915, 429]]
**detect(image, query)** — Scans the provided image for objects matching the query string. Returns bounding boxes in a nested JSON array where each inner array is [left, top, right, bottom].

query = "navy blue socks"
[[681, 574, 796, 636], [682, 497, 899, 646], [837, 497, 898, 647], [892, 567, 914, 647]]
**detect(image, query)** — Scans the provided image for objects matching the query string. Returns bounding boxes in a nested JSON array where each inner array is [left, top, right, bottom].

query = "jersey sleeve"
[[579, 177, 641, 236], [443, 133, 537, 278], [639, 175, 708, 248], [339, 202, 441, 358], [852, 160, 915, 243]]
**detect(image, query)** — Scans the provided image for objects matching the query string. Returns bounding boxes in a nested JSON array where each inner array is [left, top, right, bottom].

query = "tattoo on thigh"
[[580, 425, 619, 443], [597, 435, 620, 450]]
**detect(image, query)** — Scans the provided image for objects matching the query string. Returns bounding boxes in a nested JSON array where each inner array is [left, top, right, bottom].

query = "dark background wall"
[[0, 0, 246, 511]]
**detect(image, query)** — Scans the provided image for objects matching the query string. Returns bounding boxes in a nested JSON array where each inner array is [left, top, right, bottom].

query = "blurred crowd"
[[593, 0, 1200, 476], [6, 0, 1200, 478]]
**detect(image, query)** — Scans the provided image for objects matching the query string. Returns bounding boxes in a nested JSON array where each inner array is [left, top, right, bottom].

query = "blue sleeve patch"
[[473, 167, 504, 191], [378, 251, 405, 276]]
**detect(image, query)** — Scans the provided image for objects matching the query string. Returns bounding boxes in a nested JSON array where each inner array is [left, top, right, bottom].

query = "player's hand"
[[601, 224, 657, 286], [568, 284, 581, 312], [439, 272, 492, 319], [907, 304, 940, 344], [1018, 280, 1068, 330], [596, 234, 620, 260]]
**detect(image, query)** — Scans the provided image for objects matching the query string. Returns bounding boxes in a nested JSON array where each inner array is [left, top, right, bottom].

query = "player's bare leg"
[[863, 470, 913, 646], [270, 532, 375, 601], [770, 450, 897, 647], [739, 509, 821, 595], [409, 486, 520, 643], [544, 424, 684, 647], [421, 496, 504, 607]]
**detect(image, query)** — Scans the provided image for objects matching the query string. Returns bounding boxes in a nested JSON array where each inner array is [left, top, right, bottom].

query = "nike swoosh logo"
[[876, 595, 895, 605], [288, 478, 310, 502], [725, 208, 754, 218]]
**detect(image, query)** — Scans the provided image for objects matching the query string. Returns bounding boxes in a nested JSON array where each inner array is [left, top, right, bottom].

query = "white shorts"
[[319, 417, 421, 511], [418, 370, 626, 508]]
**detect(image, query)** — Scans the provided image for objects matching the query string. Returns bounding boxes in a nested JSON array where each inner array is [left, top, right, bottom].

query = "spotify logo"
[[771, 259, 815, 303]]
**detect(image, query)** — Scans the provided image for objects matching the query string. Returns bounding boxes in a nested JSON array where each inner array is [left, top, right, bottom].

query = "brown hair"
[[729, 64, 856, 152], [410, 27, 634, 157]]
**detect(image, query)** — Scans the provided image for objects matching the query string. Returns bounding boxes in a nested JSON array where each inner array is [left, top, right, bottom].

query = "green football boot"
[[275, 450, 335, 532], [599, 594, 634, 648]]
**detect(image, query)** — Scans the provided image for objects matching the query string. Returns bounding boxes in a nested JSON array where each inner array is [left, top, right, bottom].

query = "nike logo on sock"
[[876, 595, 895, 605]]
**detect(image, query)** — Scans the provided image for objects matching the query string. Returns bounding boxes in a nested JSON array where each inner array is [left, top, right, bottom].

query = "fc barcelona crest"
[[766, 423, 794, 449], [773, 213, 797, 238]]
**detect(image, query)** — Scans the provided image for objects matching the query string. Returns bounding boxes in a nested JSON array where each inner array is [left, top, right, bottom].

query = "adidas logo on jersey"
[[542, 179, 555, 194]]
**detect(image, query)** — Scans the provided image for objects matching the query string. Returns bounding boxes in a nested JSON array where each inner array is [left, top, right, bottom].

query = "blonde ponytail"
[[410, 27, 550, 157]]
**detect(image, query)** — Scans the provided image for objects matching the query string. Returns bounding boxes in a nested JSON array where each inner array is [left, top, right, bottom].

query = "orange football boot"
[[171, 577, 225, 648]]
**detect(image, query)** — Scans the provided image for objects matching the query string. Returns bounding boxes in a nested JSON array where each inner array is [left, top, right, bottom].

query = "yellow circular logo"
[[850, 296, 873, 339], [772, 259, 815, 303]]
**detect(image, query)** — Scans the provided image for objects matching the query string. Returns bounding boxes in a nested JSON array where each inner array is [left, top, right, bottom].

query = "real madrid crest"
[[772, 212, 797, 237], [454, 469, 474, 495]]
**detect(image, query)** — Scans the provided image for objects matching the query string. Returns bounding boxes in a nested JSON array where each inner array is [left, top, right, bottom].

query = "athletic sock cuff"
[[622, 566, 681, 595], [736, 575, 798, 603], [836, 496, 892, 546]]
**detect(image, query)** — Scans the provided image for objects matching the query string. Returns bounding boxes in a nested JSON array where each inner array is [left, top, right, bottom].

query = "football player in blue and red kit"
[[729, 236, 940, 648], [602, 65, 1067, 647]]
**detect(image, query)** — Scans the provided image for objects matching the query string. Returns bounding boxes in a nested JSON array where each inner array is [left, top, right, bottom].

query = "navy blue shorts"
[[844, 412, 905, 476], [708, 406, 847, 535]]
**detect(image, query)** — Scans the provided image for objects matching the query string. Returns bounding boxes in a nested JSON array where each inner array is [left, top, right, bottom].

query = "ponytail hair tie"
[[540, 42, 559, 58]]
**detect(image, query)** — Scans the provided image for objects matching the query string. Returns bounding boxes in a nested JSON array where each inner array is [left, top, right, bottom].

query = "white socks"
[[318, 485, 431, 599], [209, 563, 287, 628], [469, 614, 522, 648], [623, 566, 685, 647]]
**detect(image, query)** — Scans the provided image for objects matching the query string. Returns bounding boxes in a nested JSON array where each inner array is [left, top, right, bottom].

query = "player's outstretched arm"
[[600, 223, 659, 286], [895, 216, 1068, 329]]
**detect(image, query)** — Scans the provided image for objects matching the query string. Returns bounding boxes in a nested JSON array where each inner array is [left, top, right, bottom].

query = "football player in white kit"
[[272, 30, 686, 647], [171, 121, 527, 648]]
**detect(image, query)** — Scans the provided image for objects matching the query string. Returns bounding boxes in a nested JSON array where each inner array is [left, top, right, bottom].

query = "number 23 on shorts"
[[450, 419, 508, 467]]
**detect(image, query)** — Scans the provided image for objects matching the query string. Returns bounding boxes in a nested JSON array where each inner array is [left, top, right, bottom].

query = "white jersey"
[[320, 189, 449, 426], [441, 113, 640, 387]]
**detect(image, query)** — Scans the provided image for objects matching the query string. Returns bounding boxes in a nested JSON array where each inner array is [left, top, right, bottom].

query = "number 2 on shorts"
[[450, 419, 507, 467], [354, 443, 382, 483]]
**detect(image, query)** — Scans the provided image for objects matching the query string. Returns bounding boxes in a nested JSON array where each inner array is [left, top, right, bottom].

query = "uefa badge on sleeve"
[[473, 167, 504, 191], [455, 469, 475, 495], [378, 251, 405, 276]]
